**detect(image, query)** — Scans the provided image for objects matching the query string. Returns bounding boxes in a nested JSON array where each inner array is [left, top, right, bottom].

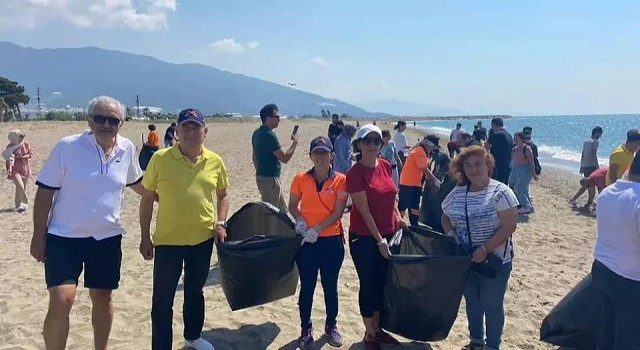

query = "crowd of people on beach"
[[3, 94, 636, 350]]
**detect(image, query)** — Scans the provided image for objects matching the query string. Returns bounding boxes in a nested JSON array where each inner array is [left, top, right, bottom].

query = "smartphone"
[[292, 125, 299, 135]]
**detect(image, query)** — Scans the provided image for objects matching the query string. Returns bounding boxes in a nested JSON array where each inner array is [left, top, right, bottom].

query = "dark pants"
[[349, 233, 391, 318], [151, 239, 214, 350], [492, 163, 511, 185], [398, 185, 422, 226], [592, 260, 640, 350], [296, 235, 345, 331]]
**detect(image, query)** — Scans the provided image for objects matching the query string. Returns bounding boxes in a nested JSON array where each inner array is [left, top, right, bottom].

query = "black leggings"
[[398, 185, 422, 226], [349, 233, 391, 318]]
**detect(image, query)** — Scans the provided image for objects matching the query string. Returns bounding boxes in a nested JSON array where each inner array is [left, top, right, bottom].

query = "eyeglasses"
[[361, 137, 383, 145], [269, 115, 281, 119], [92, 115, 121, 126]]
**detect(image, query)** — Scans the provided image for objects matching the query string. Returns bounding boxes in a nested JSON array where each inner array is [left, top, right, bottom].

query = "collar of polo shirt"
[[83, 130, 127, 151]]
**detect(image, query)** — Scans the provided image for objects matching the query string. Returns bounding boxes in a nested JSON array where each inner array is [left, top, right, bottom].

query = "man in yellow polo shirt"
[[607, 129, 640, 186], [139, 108, 229, 350]]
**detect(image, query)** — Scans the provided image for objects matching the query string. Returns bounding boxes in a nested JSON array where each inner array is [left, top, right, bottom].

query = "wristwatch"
[[216, 220, 227, 228]]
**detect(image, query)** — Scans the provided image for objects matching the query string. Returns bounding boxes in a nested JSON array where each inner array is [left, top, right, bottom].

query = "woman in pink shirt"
[[3, 130, 33, 212], [507, 132, 538, 214]]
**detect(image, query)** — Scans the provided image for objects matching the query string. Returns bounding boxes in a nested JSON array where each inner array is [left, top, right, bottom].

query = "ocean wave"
[[412, 125, 451, 136], [537, 145, 608, 166]]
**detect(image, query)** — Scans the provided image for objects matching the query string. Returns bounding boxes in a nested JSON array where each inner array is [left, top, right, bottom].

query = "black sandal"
[[461, 342, 484, 350]]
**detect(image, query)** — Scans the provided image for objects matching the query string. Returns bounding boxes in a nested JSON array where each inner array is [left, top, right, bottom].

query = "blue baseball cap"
[[178, 108, 205, 126], [310, 136, 333, 153]]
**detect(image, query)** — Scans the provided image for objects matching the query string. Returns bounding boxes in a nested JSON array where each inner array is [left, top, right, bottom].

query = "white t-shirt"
[[594, 180, 640, 281], [36, 131, 143, 240], [393, 131, 409, 156], [581, 138, 599, 168], [442, 180, 519, 263], [450, 128, 464, 142]]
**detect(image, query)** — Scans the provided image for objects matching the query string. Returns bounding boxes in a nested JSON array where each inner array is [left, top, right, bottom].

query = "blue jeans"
[[592, 260, 640, 350], [296, 235, 344, 331], [464, 261, 512, 350], [509, 164, 533, 209]]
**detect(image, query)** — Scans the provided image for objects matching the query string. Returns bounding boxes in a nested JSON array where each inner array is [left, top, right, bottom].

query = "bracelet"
[[480, 246, 488, 254], [377, 238, 387, 246]]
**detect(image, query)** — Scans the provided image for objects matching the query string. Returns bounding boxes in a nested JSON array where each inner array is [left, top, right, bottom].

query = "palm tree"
[[0, 97, 9, 122]]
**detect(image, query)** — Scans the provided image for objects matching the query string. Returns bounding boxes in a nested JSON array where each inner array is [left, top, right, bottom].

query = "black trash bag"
[[138, 144, 159, 170], [390, 225, 458, 256], [382, 227, 471, 342], [419, 173, 457, 232], [540, 273, 600, 349], [216, 202, 302, 311]]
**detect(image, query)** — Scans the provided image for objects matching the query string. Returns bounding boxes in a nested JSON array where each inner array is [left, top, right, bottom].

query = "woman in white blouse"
[[441, 145, 519, 350]]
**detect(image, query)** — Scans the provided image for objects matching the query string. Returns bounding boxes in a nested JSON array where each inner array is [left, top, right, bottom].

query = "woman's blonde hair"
[[7, 130, 23, 144], [449, 145, 495, 185]]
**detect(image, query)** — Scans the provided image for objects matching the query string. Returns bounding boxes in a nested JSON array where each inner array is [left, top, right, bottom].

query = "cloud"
[[0, 0, 177, 31], [209, 38, 245, 55], [247, 41, 260, 50], [308, 56, 330, 67]]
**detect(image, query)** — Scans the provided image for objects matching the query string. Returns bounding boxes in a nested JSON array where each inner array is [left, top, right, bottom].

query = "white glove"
[[295, 219, 307, 235], [301, 227, 320, 245]]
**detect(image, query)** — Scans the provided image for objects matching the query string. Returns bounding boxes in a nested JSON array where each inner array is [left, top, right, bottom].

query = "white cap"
[[355, 124, 383, 140]]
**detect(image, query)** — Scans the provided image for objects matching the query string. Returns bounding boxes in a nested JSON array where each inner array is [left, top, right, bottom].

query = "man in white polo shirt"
[[592, 151, 640, 349], [29, 96, 145, 350]]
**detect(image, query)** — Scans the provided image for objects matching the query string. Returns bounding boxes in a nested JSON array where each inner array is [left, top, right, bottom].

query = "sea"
[[414, 114, 640, 174]]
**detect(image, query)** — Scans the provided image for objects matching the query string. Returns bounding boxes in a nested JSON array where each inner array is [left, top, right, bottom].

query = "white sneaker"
[[185, 337, 215, 350]]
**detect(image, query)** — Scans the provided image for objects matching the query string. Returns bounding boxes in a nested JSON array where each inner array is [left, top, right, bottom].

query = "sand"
[[0, 118, 595, 349]]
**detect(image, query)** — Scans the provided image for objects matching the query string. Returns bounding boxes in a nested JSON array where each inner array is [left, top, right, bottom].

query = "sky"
[[1, 0, 639, 116]]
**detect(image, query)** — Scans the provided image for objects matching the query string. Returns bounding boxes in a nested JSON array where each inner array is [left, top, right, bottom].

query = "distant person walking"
[[508, 132, 538, 214], [485, 117, 513, 185], [380, 130, 403, 188], [163, 122, 177, 147], [29, 96, 145, 350], [3, 129, 32, 212], [473, 121, 488, 143], [252, 103, 299, 212], [393, 121, 410, 164], [328, 114, 342, 146], [580, 126, 603, 177], [591, 152, 640, 349], [333, 124, 356, 175], [448, 123, 463, 158], [606, 129, 640, 186], [140, 108, 229, 350]]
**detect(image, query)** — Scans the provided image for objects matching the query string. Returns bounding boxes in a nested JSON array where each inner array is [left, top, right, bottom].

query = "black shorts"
[[581, 166, 598, 177], [398, 185, 422, 212], [45, 234, 122, 290]]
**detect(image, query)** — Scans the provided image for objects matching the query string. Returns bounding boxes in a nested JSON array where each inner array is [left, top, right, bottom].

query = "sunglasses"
[[92, 115, 121, 126], [269, 115, 281, 119], [361, 136, 383, 145]]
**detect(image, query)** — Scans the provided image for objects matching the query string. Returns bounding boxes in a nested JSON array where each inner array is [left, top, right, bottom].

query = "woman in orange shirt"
[[398, 137, 441, 226], [289, 136, 348, 350]]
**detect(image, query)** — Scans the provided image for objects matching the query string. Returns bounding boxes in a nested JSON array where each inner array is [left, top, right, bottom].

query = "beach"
[[0, 118, 595, 350]]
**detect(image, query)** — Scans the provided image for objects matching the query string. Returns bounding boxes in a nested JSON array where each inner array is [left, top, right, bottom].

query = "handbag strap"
[[464, 184, 509, 259]]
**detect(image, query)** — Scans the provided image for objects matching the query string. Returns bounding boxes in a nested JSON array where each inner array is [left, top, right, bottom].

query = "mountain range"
[[0, 42, 461, 117]]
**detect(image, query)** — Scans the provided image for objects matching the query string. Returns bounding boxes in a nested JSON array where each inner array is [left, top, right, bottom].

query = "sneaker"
[[568, 199, 577, 207], [363, 333, 381, 350], [376, 329, 401, 345], [184, 337, 215, 350], [325, 325, 344, 347], [298, 328, 314, 350]]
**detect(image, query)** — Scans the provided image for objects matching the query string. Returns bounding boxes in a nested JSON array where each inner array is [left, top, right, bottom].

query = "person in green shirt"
[[252, 103, 299, 212]]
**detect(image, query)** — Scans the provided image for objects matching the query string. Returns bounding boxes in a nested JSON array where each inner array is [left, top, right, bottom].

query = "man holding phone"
[[252, 103, 299, 212]]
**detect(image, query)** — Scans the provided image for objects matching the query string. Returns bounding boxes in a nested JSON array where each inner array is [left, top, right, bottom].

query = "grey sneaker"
[[325, 325, 344, 347], [298, 328, 314, 350]]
